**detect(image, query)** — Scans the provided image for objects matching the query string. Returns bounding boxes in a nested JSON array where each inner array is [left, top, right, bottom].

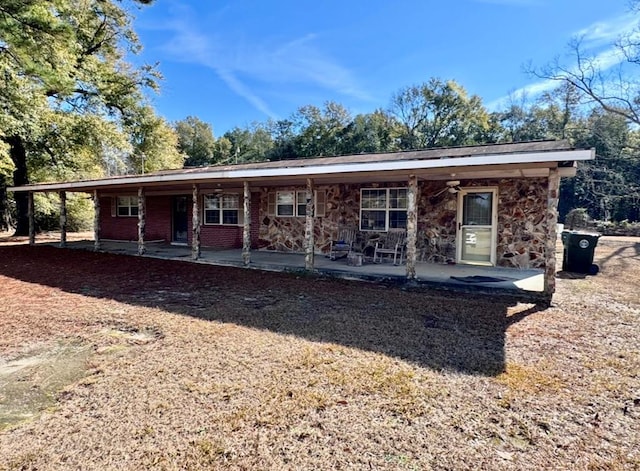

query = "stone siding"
[[257, 178, 549, 269]]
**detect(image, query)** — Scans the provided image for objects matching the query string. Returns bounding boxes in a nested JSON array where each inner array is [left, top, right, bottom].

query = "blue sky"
[[131, 0, 636, 136]]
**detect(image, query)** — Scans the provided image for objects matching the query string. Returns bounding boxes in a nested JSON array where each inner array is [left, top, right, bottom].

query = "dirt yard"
[[0, 235, 638, 470]]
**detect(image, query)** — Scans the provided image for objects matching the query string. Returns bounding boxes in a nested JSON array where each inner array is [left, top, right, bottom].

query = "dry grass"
[[0, 237, 638, 470]]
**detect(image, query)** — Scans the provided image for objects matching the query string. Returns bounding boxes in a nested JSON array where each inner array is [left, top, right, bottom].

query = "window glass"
[[389, 211, 407, 229], [276, 191, 295, 216], [222, 194, 239, 209], [297, 191, 309, 216], [462, 192, 492, 226], [204, 194, 238, 225], [389, 189, 407, 209], [361, 189, 387, 209], [204, 195, 220, 209], [222, 210, 238, 225], [360, 188, 408, 231], [361, 210, 387, 231], [117, 196, 137, 217]]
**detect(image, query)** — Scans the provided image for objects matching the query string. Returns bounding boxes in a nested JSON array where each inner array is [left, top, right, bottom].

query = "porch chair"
[[373, 228, 406, 265], [329, 226, 358, 260]]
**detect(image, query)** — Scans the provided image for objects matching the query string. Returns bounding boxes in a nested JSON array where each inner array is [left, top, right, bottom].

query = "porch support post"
[[406, 174, 418, 279], [137, 187, 146, 256], [242, 180, 251, 266], [304, 178, 315, 271], [192, 183, 201, 260], [59, 191, 67, 248], [544, 168, 560, 298], [28, 191, 35, 246], [93, 190, 101, 251]]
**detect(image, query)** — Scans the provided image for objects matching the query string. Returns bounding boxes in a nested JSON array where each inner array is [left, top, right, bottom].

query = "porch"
[[54, 239, 544, 295]]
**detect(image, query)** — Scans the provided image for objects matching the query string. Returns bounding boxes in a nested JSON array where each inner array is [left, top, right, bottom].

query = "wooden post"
[[28, 192, 35, 246], [59, 191, 67, 248], [242, 180, 251, 266], [304, 178, 315, 271], [93, 190, 101, 251], [192, 183, 201, 260], [137, 187, 146, 256], [406, 175, 418, 279], [544, 168, 560, 298]]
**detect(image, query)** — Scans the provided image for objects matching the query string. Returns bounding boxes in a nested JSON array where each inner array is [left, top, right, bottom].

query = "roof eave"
[[8, 148, 595, 193]]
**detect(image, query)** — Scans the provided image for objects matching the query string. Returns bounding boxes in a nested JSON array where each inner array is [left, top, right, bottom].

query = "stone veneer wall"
[[258, 177, 549, 269]]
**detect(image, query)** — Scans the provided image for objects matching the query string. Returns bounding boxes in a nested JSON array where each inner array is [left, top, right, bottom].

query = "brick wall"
[[99, 193, 260, 249], [99, 196, 137, 241]]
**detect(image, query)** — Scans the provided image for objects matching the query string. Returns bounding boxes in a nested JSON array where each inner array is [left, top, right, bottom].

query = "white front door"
[[456, 188, 498, 266]]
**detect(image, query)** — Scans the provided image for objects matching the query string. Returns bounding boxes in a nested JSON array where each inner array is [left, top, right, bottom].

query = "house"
[[9, 140, 595, 299]]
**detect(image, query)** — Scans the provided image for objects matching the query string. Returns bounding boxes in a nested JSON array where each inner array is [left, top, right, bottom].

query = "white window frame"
[[359, 187, 408, 231], [116, 196, 138, 217], [276, 190, 313, 217], [203, 193, 240, 226]]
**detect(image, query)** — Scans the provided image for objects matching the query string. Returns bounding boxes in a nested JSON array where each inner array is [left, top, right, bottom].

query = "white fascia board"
[[9, 148, 594, 193]]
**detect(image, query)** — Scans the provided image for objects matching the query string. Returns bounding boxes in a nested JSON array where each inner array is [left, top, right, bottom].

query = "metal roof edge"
[[8, 146, 595, 193]]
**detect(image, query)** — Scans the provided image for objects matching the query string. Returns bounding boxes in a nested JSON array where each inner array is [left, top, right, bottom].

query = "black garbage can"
[[561, 230, 601, 274]]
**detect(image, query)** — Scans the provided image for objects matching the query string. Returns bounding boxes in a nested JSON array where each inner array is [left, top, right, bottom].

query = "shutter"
[[111, 197, 116, 217], [315, 190, 326, 217], [237, 194, 244, 226], [267, 192, 276, 216]]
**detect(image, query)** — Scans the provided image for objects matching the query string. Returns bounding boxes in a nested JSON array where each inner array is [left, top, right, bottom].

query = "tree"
[[128, 107, 184, 174], [0, 0, 172, 234], [174, 116, 216, 167], [339, 110, 399, 154], [389, 79, 494, 149], [495, 84, 583, 143], [564, 110, 640, 222], [291, 102, 352, 158], [221, 123, 273, 164], [532, 1, 640, 127]]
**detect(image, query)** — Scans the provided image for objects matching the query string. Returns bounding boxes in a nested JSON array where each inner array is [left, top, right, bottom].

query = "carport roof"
[[9, 140, 595, 193]]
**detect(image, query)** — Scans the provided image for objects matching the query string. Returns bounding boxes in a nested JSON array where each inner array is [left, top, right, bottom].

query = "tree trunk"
[[0, 174, 11, 232], [8, 136, 30, 236]]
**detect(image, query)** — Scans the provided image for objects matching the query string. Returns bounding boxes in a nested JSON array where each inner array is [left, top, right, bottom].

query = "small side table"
[[347, 251, 364, 266]]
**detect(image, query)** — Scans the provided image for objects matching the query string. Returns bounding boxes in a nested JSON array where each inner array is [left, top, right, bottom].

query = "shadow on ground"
[[0, 245, 544, 376]]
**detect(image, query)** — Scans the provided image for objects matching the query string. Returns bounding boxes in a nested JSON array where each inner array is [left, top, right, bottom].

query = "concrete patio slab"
[[49, 239, 545, 296]]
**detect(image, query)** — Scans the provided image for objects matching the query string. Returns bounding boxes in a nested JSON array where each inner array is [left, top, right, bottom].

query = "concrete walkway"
[[55, 239, 545, 295]]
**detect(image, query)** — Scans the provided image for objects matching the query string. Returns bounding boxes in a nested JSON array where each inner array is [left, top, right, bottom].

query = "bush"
[[565, 208, 592, 230], [593, 220, 640, 236], [33, 193, 94, 232]]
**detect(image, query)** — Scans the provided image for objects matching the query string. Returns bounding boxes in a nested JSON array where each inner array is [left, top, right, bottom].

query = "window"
[[360, 188, 407, 231], [268, 190, 326, 217], [204, 194, 239, 225], [276, 191, 312, 217], [276, 191, 295, 217], [117, 196, 138, 217], [297, 191, 310, 216]]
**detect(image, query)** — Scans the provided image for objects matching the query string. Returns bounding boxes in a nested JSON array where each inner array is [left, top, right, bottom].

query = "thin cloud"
[[575, 13, 637, 45], [145, 7, 369, 118], [488, 13, 638, 110]]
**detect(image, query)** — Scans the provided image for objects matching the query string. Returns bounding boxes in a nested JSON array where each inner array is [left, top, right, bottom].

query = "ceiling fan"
[[432, 180, 461, 197]]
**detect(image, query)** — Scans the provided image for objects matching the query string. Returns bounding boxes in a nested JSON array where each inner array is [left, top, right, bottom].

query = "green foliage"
[[174, 116, 216, 167], [128, 107, 185, 174], [389, 78, 494, 149], [32, 192, 94, 232], [0, 0, 179, 233], [221, 124, 274, 164], [339, 110, 399, 154]]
